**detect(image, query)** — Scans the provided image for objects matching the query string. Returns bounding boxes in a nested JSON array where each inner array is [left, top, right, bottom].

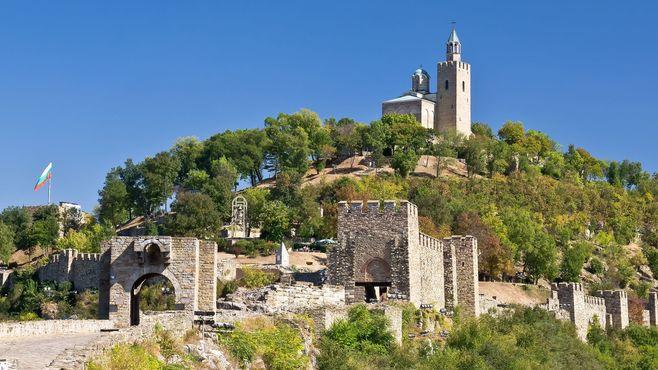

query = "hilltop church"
[[382, 27, 472, 137]]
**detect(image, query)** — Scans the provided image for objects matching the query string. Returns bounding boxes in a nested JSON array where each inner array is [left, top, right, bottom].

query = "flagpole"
[[48, 176, 52, 205]]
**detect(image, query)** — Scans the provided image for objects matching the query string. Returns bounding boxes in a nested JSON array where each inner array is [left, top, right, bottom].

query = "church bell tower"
[[435, 26, 472, 136]]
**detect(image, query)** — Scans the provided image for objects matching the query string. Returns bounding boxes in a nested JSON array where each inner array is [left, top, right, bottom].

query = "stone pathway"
[[0, 332, 101, 370]]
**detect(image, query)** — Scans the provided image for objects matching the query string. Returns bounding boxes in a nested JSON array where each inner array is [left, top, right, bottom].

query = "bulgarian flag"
[[34, 162, 52, 191]]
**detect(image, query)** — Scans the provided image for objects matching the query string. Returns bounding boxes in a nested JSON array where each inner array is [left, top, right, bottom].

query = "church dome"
[[411, 67, 430, 94], [414, 68, 430, 77]]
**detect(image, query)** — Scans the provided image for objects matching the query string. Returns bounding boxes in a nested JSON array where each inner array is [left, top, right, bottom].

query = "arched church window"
[[445, 80, 449, 90]]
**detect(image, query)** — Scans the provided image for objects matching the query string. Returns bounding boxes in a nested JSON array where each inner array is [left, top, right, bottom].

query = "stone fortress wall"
[[543, 282, 635, 340], [327, 199, 479, 316], [38, 249, 100, 291]]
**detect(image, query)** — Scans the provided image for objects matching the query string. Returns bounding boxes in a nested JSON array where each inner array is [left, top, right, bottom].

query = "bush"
[[589, 257, 605, 275], [218, 318, 308, 370], [216, 279, 238, 298], [240, 268, 276, 288], [87, 343, 165, 370]]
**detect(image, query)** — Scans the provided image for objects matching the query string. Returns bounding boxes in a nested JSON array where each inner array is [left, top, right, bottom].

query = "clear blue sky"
[[1, 0, 657, 212]]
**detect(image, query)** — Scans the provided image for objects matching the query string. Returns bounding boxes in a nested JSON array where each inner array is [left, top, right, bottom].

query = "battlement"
[[551, 282, 585, 292], [419, 233, 443, 252], [597, 290, 627, 299], [337, 200, 418, 216], [438, 61, 470, 70], [584, 295, 606, 306], [74, 253, 100, 262]]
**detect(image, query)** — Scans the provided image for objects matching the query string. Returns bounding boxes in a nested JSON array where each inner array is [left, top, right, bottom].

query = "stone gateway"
[[98, 236, 217, 327], [327, 200, 479, 316]]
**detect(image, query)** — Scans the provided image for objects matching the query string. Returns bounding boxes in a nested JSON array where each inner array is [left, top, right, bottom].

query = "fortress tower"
[[435, 27, 472, 136]]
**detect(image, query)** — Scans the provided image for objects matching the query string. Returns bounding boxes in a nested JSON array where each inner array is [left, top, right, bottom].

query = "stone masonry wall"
[[453, 236, 479, 317], [328, 199, 479, 315], [418, 233, 444, 308], [328, 200, 412, 303], [38, 249, 100, 291], [648, 292, 658, 327], [0, 319, 114, 338], [101, 236, 199, 327], [197, 240, 218, 312], [597, 290, 629, 330], [552, 283, 609, 340], [264, 282, 345, 311], [443, 240, 458, 311]]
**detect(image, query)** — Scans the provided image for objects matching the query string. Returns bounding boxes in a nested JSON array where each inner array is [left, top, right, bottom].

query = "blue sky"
[[1, 0, 657, 212]]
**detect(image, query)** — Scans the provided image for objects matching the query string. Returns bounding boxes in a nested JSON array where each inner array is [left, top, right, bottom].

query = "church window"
[[445, 80, 449, 90], [462, 81, 465, 92]]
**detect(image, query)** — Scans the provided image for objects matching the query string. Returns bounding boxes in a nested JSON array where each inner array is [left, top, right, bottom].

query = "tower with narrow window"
[[435, 27, 472, 136]]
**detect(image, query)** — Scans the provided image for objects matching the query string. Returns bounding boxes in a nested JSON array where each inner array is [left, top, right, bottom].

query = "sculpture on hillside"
[[230, 195, 248, 238]]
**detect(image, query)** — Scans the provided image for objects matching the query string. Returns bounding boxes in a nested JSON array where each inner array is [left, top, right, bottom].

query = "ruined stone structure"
[[98, 236, 217, 327], [644, 292, 658, 327], [327, 199, 479, 316], [544, 283, 630, 340], [38, 249, 100, 291], [382, 26, 472, 137]]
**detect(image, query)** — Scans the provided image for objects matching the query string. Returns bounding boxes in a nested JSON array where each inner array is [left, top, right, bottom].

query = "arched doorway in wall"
[[130, 273, 177, 326], [356, 257, 392, 303]]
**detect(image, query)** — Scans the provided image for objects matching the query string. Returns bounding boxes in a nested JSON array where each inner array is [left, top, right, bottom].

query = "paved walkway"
[[0, 332, 101, 370]]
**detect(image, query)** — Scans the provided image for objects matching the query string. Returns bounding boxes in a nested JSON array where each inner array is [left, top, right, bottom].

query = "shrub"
[[589, 257, 605, 275], [87, 343, 164, 370], [240, 268, 276, 288], [217, 279, 238, 298], [319, 304, 394, 359], [218, 318, 308, 370]]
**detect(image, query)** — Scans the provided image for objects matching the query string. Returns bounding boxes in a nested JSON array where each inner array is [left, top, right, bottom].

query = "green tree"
[[242, 187, 269, 232], [560, 241, 593, 282], [471, 122, 494, 138], [260, 200, 290, 242], [98, 168, 129, 227], [167, 191, 221, 238], [29, 205, 60, 249], [0, 207, 31, 249], [463, 136, 487, 177], [0, 222, 15, 263], [202, 157, 238, 220], [119, 159, 146, 217], [170, 136, 203, 184], [264, 112, 312, 176], [391, 149, 418, 178], [498, 121, 525, 145], [140, 151, 181, 214]]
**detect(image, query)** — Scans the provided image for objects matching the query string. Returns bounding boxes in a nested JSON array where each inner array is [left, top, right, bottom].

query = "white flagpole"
[[48, 176, 52, 205]]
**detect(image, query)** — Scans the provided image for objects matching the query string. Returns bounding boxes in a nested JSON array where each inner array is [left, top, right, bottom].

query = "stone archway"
[[356, 257, 392, 302], [130, 272, 179, 326], [360, 257, 391, 283], [99, 236, 218, 327]]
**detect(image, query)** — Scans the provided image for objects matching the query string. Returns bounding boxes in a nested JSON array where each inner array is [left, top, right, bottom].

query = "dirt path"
[[0, 332, 101, 369]]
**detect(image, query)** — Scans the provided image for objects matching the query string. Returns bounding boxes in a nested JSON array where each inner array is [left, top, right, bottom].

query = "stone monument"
[[276, 242, 290, 267], [230, 195, 248, 238]]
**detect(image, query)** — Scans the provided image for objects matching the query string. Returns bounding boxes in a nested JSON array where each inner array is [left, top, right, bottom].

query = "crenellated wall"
[[597, 290, 629, 330], [547, 283, 628, 340], [327, 199, 479, 316], [38, 249, 100, 291]]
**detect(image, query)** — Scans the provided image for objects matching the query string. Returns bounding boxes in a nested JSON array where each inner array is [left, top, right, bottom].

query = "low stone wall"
[[0, 319, 114, 338], [264, 282, 345, 311], [46, 311, 193, 369]]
